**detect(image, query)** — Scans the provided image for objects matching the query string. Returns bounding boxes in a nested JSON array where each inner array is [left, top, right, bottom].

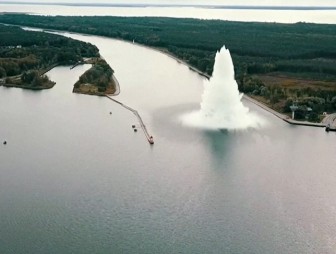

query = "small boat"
[[134, 128, 138, 132], [3, 141, 7, 145], [132, 125, 136, 128], [149, 136, 154, 145]]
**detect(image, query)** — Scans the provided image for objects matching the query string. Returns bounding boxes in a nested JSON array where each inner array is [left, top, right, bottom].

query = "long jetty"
[[39, 63, 58, 76], [105, 95, 154, 144]]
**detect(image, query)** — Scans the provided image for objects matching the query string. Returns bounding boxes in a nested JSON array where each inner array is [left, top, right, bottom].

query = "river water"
[[1, 16, 336, 254]]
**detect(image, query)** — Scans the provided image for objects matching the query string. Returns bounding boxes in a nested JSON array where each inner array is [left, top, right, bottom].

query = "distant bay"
[[0, 2, 335, 24]]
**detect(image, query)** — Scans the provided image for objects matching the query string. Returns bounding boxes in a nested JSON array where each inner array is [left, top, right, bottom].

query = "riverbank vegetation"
[[5, 70, 55, 90], [0, 24, 99, 89], [0, 14, 335, 120], [73, 58, 116, 95]]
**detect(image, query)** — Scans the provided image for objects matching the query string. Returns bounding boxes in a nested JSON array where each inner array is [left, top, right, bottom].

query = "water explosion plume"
[[182, 46, 264, 130]]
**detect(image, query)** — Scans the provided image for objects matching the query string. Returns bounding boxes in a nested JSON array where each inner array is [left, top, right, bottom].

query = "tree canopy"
[[0, 24, 99, 78]]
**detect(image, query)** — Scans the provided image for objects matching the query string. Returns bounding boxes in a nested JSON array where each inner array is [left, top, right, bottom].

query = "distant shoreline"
[[0, 2, 336, 11]]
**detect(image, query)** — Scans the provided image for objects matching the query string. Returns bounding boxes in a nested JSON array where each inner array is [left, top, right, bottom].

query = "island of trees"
[[0, 14, 336, 121], [73, 58, 116, 95], [0, 24, 115, 94]]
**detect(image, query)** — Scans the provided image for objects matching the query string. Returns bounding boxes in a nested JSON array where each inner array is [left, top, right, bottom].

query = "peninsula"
[[73, 58, 116, 96], [0, 24, 115, 94]]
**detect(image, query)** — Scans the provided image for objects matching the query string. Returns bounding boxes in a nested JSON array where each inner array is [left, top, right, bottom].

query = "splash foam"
[[182, 46, 265, 130]]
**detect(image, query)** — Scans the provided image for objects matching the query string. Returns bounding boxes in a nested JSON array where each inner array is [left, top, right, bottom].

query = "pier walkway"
[[105, 95, 154, 144], [39, 63, 58, 75]]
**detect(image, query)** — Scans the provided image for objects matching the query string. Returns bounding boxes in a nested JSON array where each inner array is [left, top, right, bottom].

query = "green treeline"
[[241, 76, 336, 121], [0, 24, 99, 79], [20, 70, 50, 87], [0, 14, 335, 79]]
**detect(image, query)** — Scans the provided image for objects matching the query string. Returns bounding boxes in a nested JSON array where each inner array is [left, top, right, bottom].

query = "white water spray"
[[182, 46, 264, 130]]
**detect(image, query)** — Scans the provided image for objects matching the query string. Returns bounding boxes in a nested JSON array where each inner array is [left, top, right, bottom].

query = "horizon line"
[[0, 1, 336, 10]]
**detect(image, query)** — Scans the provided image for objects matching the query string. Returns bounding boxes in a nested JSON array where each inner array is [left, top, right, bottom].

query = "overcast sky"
[[1, 0, 336, 6]]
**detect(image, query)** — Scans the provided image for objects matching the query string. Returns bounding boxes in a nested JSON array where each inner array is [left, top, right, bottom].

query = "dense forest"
[[0, 14, 336, 119], [0, 14, 335, 77], [0, 24, 99, 89]]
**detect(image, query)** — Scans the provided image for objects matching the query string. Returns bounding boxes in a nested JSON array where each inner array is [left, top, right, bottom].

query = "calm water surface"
[[0, 3, 336, 24], [1, 31, 336, 253]]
